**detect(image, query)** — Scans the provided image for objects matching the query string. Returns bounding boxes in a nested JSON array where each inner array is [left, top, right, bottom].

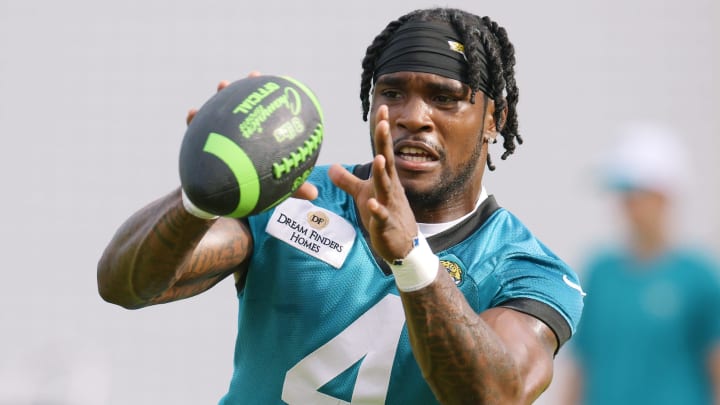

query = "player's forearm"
[[401, 270, 521, 405], [97, 188, 215, 309]]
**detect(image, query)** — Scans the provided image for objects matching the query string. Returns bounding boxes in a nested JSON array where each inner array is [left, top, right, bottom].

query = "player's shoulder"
[[670, 244, 720, 268], [473, 202, 579, 287], [484, 204, 582, 288], [667, 245, 720, 284], [482, 203, 541, 240], [482, 204, 563, 262]]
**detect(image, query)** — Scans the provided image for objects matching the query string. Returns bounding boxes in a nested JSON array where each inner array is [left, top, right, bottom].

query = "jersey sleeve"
[[491, 253, 585, 350]]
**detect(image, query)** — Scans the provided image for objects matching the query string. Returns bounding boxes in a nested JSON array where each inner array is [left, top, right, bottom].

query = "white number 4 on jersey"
[[282, 294, 405, 404]]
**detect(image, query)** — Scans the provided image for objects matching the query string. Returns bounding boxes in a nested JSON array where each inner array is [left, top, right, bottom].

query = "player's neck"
[[417, 188, 488, 236], [412, 187, 487, 225], [630, 230, 668, 261]]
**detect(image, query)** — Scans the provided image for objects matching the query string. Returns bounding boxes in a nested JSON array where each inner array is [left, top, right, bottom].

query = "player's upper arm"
[[480, 306, 558, 403]]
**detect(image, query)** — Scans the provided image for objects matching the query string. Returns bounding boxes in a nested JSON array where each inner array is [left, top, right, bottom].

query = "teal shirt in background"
[[573, 246, 720, 405]]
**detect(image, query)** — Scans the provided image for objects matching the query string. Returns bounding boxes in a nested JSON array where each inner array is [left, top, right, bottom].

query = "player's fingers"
[[373, 105, 397, 178], [292, 182, 318, 201], [367, 197, 390, 223], [247, 71, 262, 78], [371, 154, 393, 202], [186, 108, 198, 126], [189, 79, 230, 125], [328, 163, 363, 197], [217, 80, 231, 92]]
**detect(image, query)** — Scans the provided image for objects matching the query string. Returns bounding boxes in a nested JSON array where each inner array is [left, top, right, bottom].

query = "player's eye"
[[380, 89, 402, 99], [434, 95, 454, 103], [432, 94, 460, 106]]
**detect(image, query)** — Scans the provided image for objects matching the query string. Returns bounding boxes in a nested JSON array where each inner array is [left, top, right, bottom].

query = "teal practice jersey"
[[219, 164, 584, 404], [572, 246, 720, 405]]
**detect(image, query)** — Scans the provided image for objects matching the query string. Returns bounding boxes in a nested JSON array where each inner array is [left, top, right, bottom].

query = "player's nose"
[[395, 96, 433, 134]]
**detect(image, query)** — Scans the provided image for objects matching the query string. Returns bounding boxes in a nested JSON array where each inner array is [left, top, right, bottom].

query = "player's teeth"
[[400, 147, 425, 155], [398, 146, 432, 162]]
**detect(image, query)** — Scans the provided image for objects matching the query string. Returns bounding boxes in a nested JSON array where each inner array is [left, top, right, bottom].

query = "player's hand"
[[185, 71, 260, 125], [329, 105, 417, 261], [184, 74, 318, 203], [185, 80, 232, 125]]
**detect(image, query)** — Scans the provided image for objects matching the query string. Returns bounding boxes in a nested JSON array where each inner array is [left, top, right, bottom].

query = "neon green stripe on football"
[[202, 132, 260, 218], [282, 76, 324, 123]]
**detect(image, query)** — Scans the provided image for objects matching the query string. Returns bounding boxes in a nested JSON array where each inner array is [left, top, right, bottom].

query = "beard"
[[403, 137, 485, 211]]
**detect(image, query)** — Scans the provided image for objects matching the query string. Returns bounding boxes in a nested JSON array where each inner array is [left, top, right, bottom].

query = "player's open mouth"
[[396, 146, 438, 162]]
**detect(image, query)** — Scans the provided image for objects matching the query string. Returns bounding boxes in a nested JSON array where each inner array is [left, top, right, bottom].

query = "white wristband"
[[386, 232, 439, 292], [181, 189, 219, 220]]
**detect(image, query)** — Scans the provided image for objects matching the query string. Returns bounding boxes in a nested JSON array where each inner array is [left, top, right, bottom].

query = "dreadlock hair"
[[359, 8, 523, 170]]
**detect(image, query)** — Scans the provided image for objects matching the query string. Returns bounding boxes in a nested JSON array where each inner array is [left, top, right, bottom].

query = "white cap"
[[603, 121, 690, 196]]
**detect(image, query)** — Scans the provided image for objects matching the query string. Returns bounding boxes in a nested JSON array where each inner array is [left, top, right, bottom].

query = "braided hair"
[[359, 8, 522, 170]]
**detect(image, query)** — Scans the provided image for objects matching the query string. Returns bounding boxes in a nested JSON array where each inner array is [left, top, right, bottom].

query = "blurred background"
[[0, 0, 717, 403]]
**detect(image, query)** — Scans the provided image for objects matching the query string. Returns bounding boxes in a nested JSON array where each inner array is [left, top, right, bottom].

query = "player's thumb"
[[292, 182, 318, 201], [328, 164, 362, 197]]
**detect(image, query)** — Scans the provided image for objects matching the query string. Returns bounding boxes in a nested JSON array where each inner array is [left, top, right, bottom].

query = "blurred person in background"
[[561, 122, 720, 405]]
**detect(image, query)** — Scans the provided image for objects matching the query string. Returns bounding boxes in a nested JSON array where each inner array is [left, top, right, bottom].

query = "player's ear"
[[482, 98, 506, 143]]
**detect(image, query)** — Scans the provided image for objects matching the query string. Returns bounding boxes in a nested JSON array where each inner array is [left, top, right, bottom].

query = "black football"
[[179, 75, 323, 217]]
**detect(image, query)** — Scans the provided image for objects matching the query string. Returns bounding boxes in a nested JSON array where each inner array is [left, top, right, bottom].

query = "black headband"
[[373, 20, 492, 96]]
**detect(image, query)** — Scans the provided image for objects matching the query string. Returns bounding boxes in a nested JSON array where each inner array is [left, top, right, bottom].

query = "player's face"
[[370, 72, 495, 212], [621, 189, 669, 239]]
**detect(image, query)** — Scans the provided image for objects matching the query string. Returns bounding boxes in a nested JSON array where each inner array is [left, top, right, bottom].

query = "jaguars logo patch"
[[440, 260, 463, 286]]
